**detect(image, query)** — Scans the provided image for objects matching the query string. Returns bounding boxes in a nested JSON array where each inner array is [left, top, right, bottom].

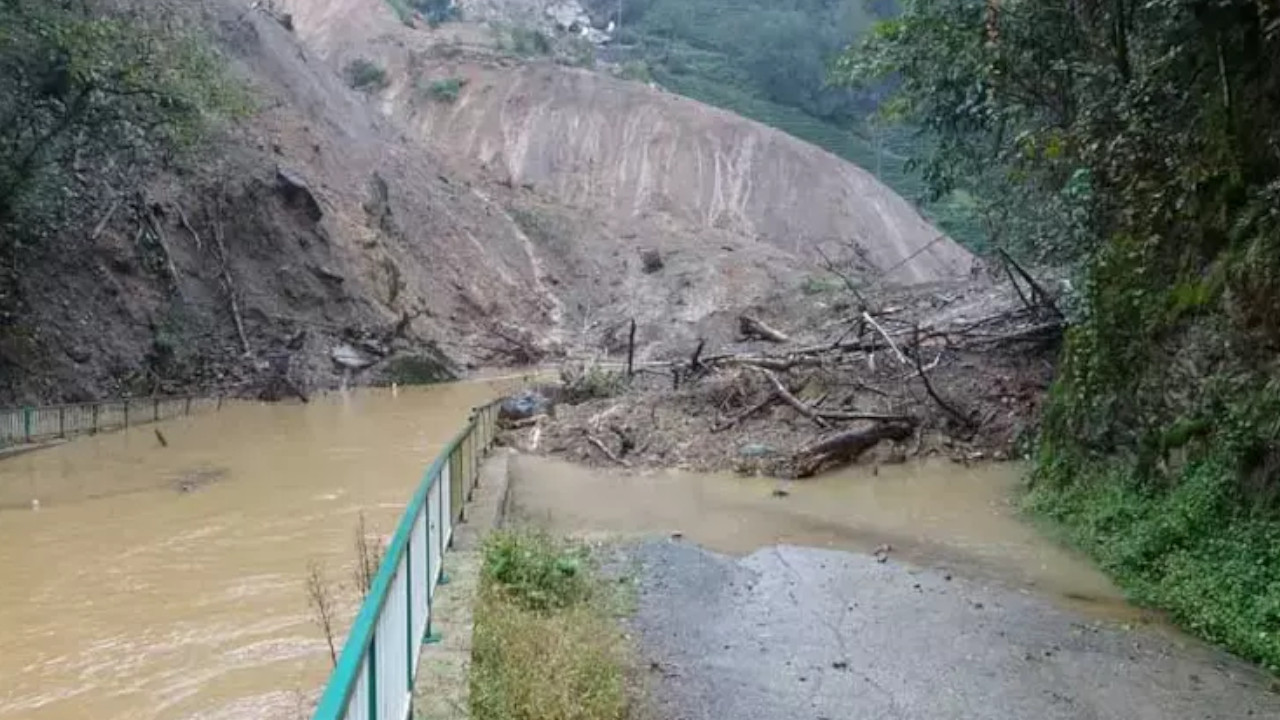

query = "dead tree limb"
[[587, 434, 631, 467], [815, 245, 868, 309], [1000, 252, 1034, 314], [998, 248, 1063, 319], [863, 312, 907, 364], [911, 325, 972, 430], [173, 203, 203, 252], [144, 211, 180, 282], [91, 198, 122, 241], [749, 366, 830, 429], [213, 198, 251, 356], [739, 315, 790, 343], [626, 319, 637, 379], [712, 393, 778, 433], [792, 422, 915, 478]]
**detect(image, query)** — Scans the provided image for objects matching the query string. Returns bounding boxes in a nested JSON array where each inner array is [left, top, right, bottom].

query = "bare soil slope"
[[279, 2, 971, 286], [3, 0, 971, 403]]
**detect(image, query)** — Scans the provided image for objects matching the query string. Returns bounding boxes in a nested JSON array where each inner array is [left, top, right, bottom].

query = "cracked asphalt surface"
[[622, 541, 1280, 720]]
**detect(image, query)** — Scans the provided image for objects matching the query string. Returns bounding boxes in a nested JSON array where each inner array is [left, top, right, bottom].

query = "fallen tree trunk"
[[792, 422, 915, 478]]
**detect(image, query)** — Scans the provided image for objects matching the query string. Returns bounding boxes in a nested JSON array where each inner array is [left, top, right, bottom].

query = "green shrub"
[[509, 26, 553, 56], [472, 530, 629, 720], [617, 60, 654, 83], [1029, 454, 1280, 673], [345, 58, 389, 92], [481, 531, 592, 612], [559, 362, 627, 404], [426, 77, 464, 102], [563, 37, 596, 68]]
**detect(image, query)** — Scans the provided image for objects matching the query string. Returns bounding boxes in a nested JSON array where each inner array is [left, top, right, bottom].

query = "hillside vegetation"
[[591, 0, 986, 248], [838, 0, 1280, 670]]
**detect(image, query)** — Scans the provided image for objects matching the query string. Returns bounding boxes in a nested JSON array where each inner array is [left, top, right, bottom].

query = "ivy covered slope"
[[836, 1, 1280, 670]]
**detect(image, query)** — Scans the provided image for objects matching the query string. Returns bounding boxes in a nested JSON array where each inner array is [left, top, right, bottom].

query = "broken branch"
[[739, 315, 790, 344], [748, 366, 830, 429], [586, 434, 631, 467], [863, 312, 907, 365], [911, 325, 972, 430]]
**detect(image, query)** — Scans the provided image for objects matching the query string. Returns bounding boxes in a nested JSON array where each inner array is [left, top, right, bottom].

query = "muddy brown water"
[[0, 379, 528, 720], [1, 382, 1151, 720], [508, 454, 1146, 623]]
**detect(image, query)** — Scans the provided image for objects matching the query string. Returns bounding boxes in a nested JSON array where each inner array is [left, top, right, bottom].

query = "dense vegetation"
[[595, 0, 986, 247], [837, 0, 1280, 670], [0, 0, 243, 351], [0, 1, 243, 241]]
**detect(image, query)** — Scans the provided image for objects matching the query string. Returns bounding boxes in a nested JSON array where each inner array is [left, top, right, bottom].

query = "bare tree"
[[305, 561, 339, 668], [353, 512, 385, 600]]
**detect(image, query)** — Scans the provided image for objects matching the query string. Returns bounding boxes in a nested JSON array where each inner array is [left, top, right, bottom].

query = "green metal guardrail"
[[311, 400, 502, 720], [0, 395, 223, 448]]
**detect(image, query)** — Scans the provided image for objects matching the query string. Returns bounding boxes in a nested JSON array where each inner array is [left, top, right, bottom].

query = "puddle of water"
[[0, 379, 526, 720], [508, 454, 1143, 622]]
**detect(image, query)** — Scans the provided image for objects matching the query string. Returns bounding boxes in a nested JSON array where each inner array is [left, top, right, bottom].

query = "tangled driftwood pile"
[[511, 258, 1065, 478]]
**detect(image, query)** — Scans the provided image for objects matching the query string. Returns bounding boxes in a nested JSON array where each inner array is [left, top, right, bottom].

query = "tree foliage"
[[0, 0, 245, 239], [836, 0, 1280, 667]]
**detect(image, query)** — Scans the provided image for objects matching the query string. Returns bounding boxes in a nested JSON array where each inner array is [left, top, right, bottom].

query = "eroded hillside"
[[2, 0, 971, 403]]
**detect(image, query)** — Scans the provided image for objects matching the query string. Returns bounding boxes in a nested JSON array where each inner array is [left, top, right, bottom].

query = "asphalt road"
[[622, 540, 1280, 720]]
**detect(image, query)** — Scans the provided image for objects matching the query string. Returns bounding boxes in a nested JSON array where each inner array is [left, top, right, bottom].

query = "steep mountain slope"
[[279, 0, 971, 286], [3, 2, 553, 402], [3, 0, 970, 403]]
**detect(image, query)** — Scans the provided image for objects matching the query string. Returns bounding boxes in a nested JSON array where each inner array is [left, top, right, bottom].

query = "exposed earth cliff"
[[1, 0, 969, 404]]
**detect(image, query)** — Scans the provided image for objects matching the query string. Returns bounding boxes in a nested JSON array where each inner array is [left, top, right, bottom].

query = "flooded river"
[[2, 380, 1150, 720], [0, 380, 522, 720]]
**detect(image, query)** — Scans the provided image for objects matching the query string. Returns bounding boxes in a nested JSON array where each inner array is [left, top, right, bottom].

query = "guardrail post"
[[405, 540, 414, 693], [92, 403, 99, 434], [23, 406, 32, 444], [58, 407, 65, 438], [367, 638, 378, 720]]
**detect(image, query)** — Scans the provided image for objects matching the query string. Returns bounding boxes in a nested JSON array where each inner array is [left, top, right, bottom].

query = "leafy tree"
[[0, 1, 245, 239], [836, 0, 1280, 667]]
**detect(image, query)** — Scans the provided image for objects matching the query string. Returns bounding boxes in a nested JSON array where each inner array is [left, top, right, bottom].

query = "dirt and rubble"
[[503, 268, 1064, 478]]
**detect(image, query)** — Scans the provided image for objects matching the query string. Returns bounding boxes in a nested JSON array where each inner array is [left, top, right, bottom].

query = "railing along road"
[[312, 400, 502, 720]]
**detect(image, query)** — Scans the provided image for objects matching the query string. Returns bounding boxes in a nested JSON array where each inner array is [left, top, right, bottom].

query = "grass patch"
[[471, 530, 632, 720], [425, 77, 465, 102], [1025, 457, 1280, 673]]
